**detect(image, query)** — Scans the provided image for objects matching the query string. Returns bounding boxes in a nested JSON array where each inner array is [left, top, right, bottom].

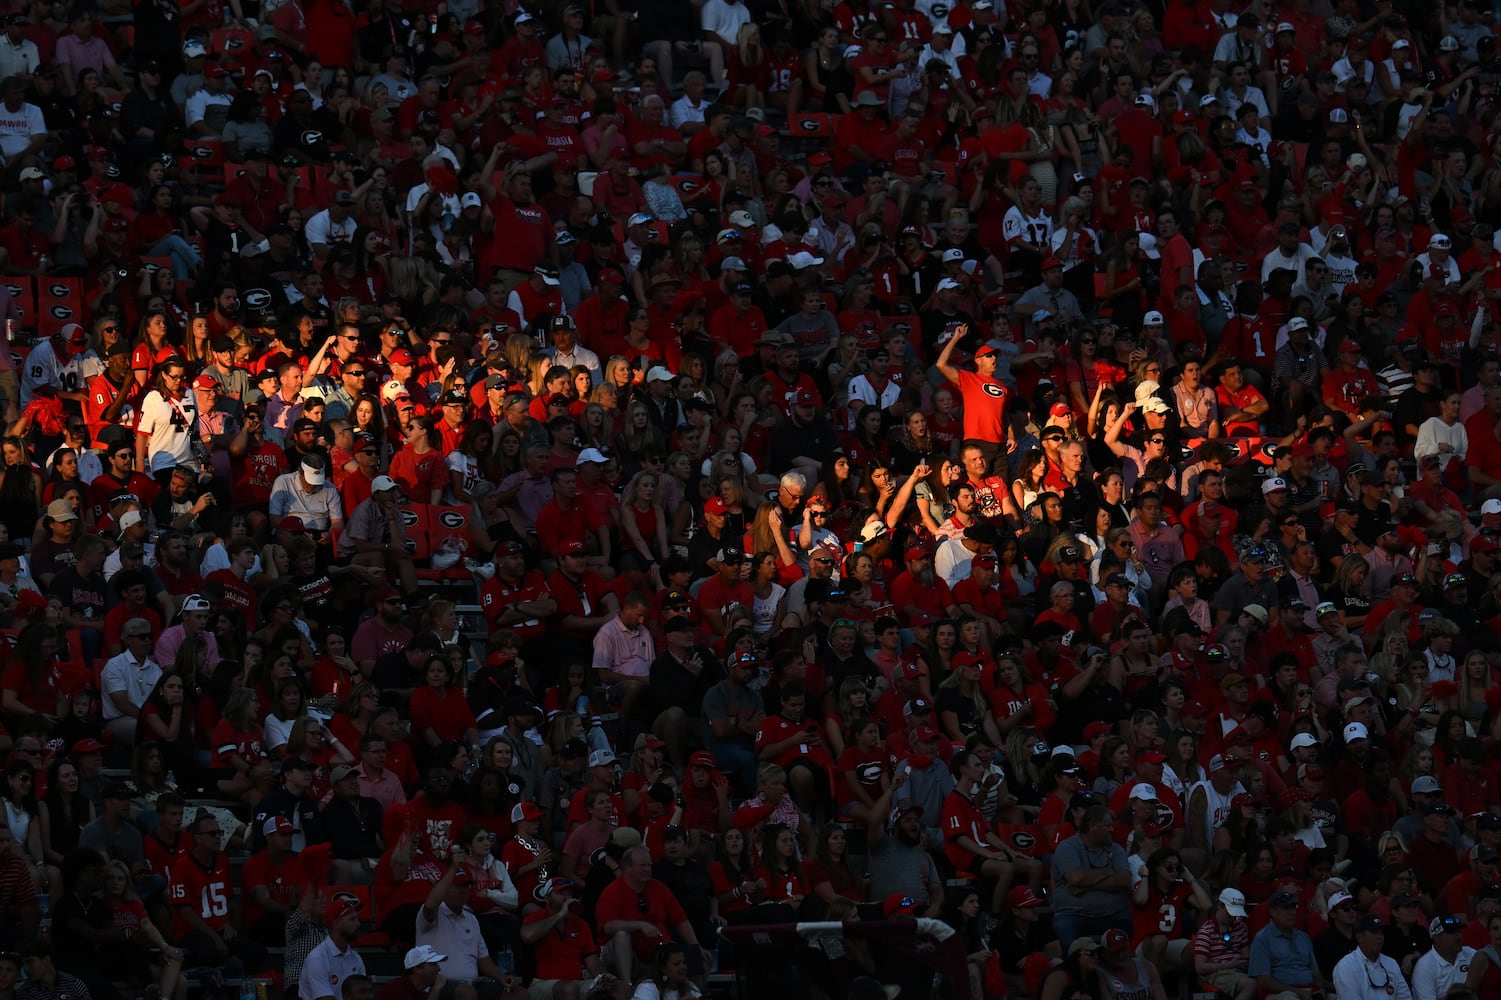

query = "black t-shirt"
[[290, 570, 334, 625], [50, 891, 112, 968], [1394, 384, 1443, 443], [30, 535, 77, 583], [934, 685, 983, 737], [50, 567, 107, 623], [271, 109, 342, 163], [649, 647, 724, 721], [652, 858, 715, 929], [373, 650, 423, 707]]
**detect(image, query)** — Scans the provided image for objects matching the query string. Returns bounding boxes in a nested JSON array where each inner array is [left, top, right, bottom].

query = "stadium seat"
[[181, 140, 224, 169], [417, 505, 473, 581], [397, 504, 428, 560], [787, 113, 839, 138], [35, 277, 84, 336]]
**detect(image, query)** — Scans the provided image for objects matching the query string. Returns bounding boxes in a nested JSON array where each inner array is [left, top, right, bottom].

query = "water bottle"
[[240, 977, 256, 1000], [494, 948, 514, 976]]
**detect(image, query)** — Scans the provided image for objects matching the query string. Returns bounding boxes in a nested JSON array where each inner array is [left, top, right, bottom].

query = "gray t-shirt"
[[701, 681, 762, 749], [869, 834, 939, 906], [78, 816, 144, 865], [775, 310, 841, 365], [1050, 833, 1129, 917], [1212, 572, 1279, 619]]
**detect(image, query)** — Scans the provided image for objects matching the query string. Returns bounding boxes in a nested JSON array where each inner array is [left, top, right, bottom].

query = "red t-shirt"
[[955, 370, 1008, 442], [523, 908, 598, 980], [205, 569, 257, 629], [594, 878, 687, 959], [388, 446, 447, 501], [836, 743, 886, 806], [407, 685, 478, 745]]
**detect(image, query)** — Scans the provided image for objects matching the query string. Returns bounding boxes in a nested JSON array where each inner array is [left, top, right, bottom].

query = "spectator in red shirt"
[[695, 546, 755, 636], [890, 545, 961, 621]]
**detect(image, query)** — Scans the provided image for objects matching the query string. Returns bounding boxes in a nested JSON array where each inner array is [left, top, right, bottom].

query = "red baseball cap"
[[389, 348, 416, 365], [1007, 886, 1044, 908], [794, 388, 818, 406], [883, 892, 920, 918]]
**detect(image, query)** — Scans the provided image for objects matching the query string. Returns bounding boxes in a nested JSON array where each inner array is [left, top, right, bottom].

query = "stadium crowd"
[[7, 0, 1501, 998]]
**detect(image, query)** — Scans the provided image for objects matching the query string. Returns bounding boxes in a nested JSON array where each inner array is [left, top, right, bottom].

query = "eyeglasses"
[[1146, 438, 1165, 445], [126, 632, 151, 639], [102, 325, 119, 332], [162, 372, 183, 381]]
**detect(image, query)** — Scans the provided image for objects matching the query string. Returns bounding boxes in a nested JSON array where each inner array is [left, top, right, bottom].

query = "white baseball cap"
[[371, 475, 399, 493], [1483, 499, 1501, 516], [1261, 477, 1290, 495], [1289, 733, 1319, 750], [1219, 888, 1247, 917], [1129, 784, 1159, 801], [1143, 310, 1164, 325], [1343, 722, 1368, 742], [403, 946, 447, 970]]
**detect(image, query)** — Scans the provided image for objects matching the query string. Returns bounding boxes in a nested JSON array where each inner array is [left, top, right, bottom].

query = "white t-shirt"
[[700, 0, 751, 45], [20, 338, 64, 404], [0, 100, 46, 159], [184, 89, 232, 130], [135, 389, 199, 473], [303, 209, 358, 249]]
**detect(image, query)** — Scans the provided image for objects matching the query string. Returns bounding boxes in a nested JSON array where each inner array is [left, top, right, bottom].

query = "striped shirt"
[[1193, 915, 1248, 968]]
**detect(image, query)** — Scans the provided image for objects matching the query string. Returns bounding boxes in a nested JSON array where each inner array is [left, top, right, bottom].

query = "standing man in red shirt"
[[935, 326, 1008, 468]]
